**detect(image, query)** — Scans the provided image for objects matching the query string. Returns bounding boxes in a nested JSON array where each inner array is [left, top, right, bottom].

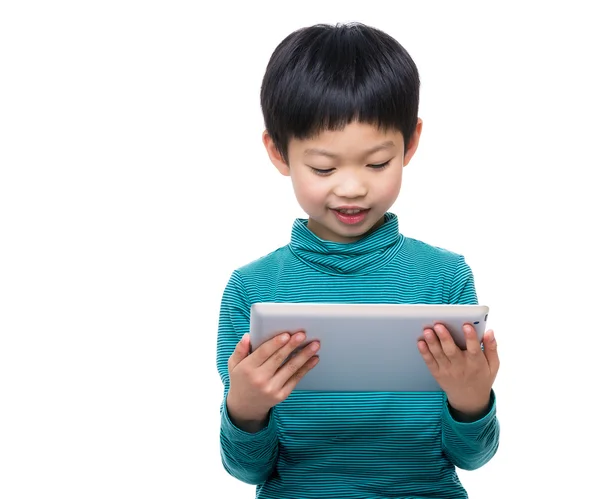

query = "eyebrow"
[[303, 141, 396, 159]]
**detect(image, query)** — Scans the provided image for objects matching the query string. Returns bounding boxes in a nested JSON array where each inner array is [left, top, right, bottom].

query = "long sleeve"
[[441, 256, 501, 470], [441, 391, 499, 470], [216, 271, 279, 484]]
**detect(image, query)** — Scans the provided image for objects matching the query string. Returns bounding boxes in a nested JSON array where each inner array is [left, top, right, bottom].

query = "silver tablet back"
[[249, 303, 489, 391]]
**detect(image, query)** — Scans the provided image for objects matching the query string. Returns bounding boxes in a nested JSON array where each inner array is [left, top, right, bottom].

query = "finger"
[[228, 333, 251, 372], [245, 331, 292, 368], [433, 323, 459, 359], [417, 340, 439, 374], [272, 339, 321, 386], [260, 331, 308, 373], [464, 324, 483, 356], [280, 353, 320, 396], [424, 328, 449, 366], [482, 329, 500, 376]]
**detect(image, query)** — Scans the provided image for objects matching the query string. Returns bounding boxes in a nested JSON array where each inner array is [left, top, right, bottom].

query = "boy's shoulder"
[[232, 243, 293, 278], [401, 234, 468, 267]]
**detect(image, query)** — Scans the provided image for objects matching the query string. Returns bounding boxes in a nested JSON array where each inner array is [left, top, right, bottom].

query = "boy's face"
[[264, 120, 422, 243]]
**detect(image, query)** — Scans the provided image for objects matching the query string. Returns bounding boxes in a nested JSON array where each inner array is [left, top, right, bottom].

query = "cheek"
[[291, 172, 327, 203], [377, 171, 403, 199]]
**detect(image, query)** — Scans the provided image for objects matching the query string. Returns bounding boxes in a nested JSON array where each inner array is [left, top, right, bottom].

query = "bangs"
[[283, 63, 412, 140]]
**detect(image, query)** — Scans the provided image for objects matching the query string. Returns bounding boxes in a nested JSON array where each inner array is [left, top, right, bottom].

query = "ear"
[[262, 130, 290, 177], [402, 118, 423, 167]]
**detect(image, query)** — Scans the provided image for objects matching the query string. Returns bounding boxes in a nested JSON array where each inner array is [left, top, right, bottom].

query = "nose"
[[332, 171, 368, 199]]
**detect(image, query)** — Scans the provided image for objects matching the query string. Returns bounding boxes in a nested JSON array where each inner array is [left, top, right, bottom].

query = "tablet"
[[249, 303, 489, 392]]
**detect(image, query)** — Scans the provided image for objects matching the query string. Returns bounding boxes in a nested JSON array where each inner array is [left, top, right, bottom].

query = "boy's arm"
[[441, 256, 500, 470], [216, 271, 279, 485]]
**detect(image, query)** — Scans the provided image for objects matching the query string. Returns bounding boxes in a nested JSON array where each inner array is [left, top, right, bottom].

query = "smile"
[[332, 208, 370, 225]]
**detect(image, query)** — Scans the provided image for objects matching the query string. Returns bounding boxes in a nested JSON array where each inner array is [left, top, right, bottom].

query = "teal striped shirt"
[[216, 213, 499, 498]]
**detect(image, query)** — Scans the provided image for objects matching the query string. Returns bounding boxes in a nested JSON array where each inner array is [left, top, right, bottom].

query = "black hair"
[[260, 22, 420, 163]]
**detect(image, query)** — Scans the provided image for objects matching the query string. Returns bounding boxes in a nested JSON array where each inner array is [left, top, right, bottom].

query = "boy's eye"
[[309, 160, 390, 175], [310, 167, 335, 176], [368, 160, 391, 169]]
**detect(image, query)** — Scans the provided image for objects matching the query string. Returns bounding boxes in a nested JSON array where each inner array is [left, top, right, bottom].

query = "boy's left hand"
[[417, 324, 499, 420]]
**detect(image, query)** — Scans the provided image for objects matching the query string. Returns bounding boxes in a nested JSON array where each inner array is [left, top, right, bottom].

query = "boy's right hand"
[[226, 331, 320, 432]]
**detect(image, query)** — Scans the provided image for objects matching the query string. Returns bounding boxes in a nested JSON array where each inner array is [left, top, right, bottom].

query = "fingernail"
[[489, 330, 495, 342], [280, 333, 290, 342], [310, 342, 320, 352]]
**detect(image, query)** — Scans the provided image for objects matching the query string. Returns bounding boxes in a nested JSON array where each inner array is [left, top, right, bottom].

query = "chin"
[[330, 222, 378, 243], [307, 209, 384, 242]]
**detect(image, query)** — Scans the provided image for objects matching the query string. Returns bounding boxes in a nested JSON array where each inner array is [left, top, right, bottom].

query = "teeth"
[[338, 209, 362, 214]]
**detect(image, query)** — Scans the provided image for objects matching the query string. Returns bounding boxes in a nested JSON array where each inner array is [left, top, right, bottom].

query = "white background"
[[1, 1, 598, 497]]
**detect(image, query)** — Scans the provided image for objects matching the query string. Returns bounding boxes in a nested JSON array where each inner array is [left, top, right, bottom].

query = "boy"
[[216, 22, 500, 499]]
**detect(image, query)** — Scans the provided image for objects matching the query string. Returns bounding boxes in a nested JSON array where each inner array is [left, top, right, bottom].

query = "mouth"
[[332, 206, 369, 214], [331, 207, 370, 225], [334, 208, 366, 214]]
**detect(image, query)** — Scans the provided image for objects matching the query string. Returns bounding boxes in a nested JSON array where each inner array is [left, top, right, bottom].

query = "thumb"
[[228, 333, 251, 371], [483, 329, 500, 376]]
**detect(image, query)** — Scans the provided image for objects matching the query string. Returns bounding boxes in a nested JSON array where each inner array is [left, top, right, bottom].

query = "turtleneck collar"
[[288, 212, 405, 275]]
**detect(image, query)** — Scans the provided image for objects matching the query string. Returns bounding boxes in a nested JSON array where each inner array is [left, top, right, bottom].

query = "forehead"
[[288, 121, 404, 159]]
